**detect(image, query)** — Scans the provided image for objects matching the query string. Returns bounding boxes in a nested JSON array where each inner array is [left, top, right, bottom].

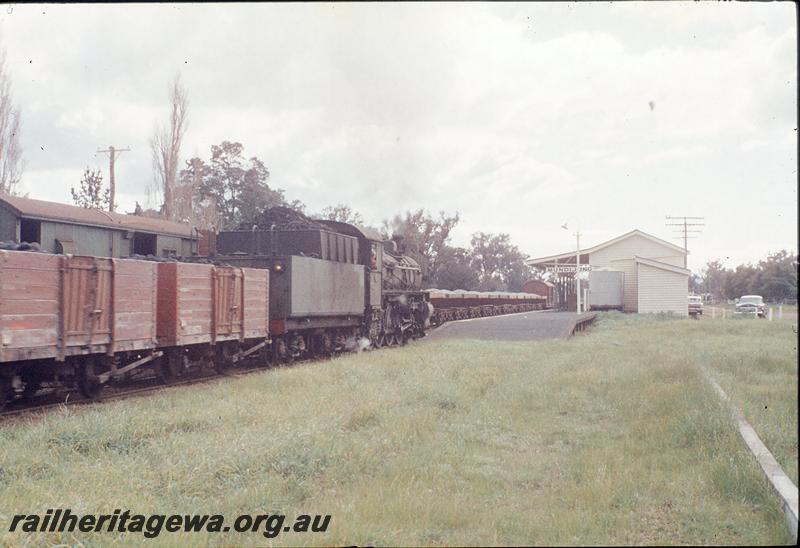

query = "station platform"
[[425, 310, 597, 342]]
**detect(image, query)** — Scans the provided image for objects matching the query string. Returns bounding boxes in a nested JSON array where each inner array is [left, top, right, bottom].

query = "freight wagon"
[[0, 249, 269, 408], [426, 289, 548, 325]]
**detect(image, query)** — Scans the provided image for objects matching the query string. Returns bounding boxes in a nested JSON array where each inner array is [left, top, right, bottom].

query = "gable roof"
[[527, 229, 687, 265], [634, 255, 690, 275], [0, 194, 196, 238]]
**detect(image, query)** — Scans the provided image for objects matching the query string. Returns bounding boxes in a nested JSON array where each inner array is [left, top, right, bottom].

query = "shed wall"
[[637, 263, 689, 316], [0, 202, 18, 241], [39, 221, 131, 257]]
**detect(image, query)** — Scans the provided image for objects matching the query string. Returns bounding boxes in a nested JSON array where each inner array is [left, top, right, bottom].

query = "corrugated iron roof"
[[0, 194, 196, 238]]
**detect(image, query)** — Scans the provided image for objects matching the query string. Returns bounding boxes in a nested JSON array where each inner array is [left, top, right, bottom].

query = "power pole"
[[96, 145, 130, 212], [575, 231, 582, 314], [665, 216, 704, 269]]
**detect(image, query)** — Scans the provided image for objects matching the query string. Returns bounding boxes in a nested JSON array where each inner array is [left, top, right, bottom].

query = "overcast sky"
[[1, 2, 796, 272]]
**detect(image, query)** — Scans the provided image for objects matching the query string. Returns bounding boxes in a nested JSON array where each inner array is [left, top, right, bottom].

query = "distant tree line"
[[380, 209, 538, 291], [694, 250, 797, 302]]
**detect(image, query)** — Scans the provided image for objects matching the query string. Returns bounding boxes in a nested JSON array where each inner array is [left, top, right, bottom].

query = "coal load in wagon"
[[243, 207, 328, 231], [0, 241, 43, 252]]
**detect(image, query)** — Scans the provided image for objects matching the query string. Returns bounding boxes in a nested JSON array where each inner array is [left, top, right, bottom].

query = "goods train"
[[425, 289, 547, 324], [0, 208, 547, 410]]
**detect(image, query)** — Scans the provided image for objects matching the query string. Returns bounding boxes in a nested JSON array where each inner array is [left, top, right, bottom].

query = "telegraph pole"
[[665, 216, 704, 268], [96, 145, 130, 212], [575, 231, 582, 314]]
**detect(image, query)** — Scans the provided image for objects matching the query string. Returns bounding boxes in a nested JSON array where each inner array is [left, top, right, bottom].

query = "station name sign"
[[545, 265, 593, 273]]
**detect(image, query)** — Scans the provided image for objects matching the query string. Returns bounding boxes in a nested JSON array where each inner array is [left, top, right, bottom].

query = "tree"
[[722, 263, 758, 300], [689, 273, 703, 294], [317, 204, 364, 226], [0, 47, 23, 195], [433, 246, 479, 290], [70, 168, 109, 209], [150, 74, 189, 220], [469, 232, 534, 291], [700, 259, 728, 298], [753, 250, 797, 302], [192, 141, 294, 229], [173, 157, 219, 229], [382, 209, 460, 286], [699, 252, 797, 302]]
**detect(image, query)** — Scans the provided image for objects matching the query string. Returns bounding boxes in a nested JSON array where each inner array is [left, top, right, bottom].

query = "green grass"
[[0, 316, 796, 546], [683, 318, 798, 484]]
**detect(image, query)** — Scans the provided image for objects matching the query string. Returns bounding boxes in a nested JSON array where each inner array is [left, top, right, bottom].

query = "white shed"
[[527, 229, 689, 316]]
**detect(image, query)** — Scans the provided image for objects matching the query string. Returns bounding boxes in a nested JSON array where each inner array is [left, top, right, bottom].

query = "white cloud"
[[0, 2, 795, 271]]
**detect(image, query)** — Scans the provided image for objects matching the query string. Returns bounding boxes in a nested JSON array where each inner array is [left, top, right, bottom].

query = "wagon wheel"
[[273, 337, 293, 365], [398, 330, 409, 346], [373, 333, 385, 349], [307, 335, 319, 359], [0, 376, 13, 411], [309, 334, 326, 359], [319, 332, 333, 358], [156, 355, 182, 385], [77, 357, 105, 400], [214, 345, 237, 375], [20, 370, 42, 400]]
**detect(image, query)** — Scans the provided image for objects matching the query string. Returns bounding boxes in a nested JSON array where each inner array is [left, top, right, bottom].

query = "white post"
[[712, 306, 716, 319], [768, 307, 773, 321], [779, 305, 783, 320], [576, 232, 581, 314], [722, 308, 727, 320]]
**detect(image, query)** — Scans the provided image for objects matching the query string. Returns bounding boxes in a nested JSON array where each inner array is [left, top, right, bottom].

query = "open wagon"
[[0, 250, 160, 405]]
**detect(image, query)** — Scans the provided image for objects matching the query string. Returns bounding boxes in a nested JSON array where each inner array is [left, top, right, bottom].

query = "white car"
[[688, 295, 704, 316]]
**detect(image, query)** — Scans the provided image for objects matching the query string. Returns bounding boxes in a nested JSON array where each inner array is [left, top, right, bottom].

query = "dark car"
[[735, 295, 766, 318]]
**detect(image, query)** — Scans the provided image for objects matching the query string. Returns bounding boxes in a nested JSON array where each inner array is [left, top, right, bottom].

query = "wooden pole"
[[96, 145, 130, 212]]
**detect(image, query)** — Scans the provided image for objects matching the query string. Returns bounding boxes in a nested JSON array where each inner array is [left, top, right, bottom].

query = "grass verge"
[[680, 316, 798, 484], [0, 315, 796, 546]]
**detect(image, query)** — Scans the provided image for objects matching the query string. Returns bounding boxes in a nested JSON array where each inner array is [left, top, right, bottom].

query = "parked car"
[[735, 295, 766, 318], [688, 295, 704, 316]]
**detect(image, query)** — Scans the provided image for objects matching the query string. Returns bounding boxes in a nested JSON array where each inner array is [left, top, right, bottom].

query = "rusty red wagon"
[[154, 261, 270, 377], [0, 250, 161, 403], [1, 251, 271, 408]]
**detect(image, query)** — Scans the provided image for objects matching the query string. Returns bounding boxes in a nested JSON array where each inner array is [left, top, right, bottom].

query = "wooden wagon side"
[[0, 251, 158, 364]]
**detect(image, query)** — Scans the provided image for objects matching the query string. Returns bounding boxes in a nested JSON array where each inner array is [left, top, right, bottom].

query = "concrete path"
[[425, 310, 597, 342]]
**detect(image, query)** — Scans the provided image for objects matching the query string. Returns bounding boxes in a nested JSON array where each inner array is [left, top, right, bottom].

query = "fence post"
[[712, 306, 716, 320], [768, 308, 773, 321], [779, 305, 783, 320], [722, 308, 727, 320]]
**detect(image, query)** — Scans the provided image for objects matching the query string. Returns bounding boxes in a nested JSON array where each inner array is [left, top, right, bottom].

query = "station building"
[[0, 194, 198, 258], [526, 229, 689, 316]]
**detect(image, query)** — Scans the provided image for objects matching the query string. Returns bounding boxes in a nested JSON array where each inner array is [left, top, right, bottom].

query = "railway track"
[[0, 334, 430, 422], [0, 316, 498, 422], [0, 361, 286, 422]]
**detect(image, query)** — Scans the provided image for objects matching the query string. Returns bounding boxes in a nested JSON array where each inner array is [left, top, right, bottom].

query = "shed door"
[[214, 267, 243, 337], [62, 256, 112, 350]]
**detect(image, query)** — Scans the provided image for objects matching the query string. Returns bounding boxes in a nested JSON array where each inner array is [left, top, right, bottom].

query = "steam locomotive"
[[204, 211, 433, 360]]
